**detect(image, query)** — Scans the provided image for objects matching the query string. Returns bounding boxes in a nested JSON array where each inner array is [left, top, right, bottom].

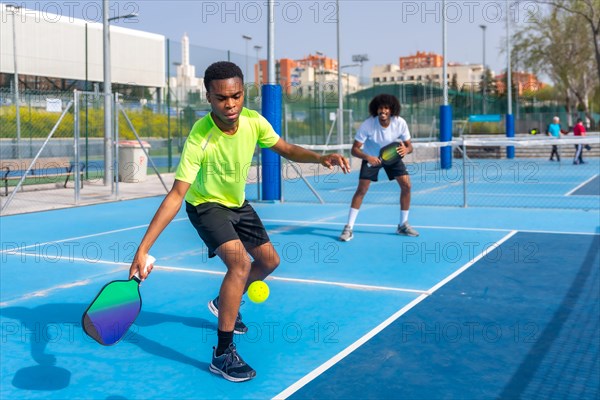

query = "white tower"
[[173, 33, 199, 103], [182, 33, 190, 66]]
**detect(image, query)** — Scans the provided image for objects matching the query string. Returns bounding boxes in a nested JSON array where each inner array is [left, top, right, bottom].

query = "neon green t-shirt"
[[175, 108, 280, 208]]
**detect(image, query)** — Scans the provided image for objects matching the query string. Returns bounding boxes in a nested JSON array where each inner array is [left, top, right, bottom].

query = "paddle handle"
[[133, 255, 156, 282], [367, 158, 381, 168]]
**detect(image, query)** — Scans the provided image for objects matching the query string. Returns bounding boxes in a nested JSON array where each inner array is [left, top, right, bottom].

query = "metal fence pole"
[[114, 93, 120, 199], [74, 91, 81, 204]]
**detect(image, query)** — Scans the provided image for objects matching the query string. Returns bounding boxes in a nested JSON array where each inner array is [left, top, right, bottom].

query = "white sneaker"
[[397, 223, 419, 237], [339, 225, 354, 242]]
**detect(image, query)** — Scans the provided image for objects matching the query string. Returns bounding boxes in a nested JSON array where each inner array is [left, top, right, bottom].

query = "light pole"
[[315, 51, 325, 136], [440, 0, 452, 170], [316, 51, 324, 103], [242, 35, 252, 80], [102, 0, 111, 186], [340, 63, 359, 144], [7, 4, 21, 159], [261, 0, 280, 201], [242, 35, 252, 107], [351, 54, 369, 87], [335, 0, 343, 146], [253, 45, 262, 84], [479, 24, 487, 114], [506, 0, 514, 158], [102, 1, 137, 185], [340, 64, 359, 105]]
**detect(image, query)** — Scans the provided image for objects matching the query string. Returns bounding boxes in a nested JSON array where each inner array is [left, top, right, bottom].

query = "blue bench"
[[1, 157, 85, 196]]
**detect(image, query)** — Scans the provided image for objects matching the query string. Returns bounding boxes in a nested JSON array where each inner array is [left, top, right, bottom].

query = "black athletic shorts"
[[185, 200, 270, 258], [358, 157, 408, 181]]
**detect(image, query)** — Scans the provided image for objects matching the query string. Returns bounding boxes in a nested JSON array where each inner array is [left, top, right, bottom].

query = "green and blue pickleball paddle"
[[379, 141, 403, 164], [368, 142, 403, 167], [82, 256, 155, 346]]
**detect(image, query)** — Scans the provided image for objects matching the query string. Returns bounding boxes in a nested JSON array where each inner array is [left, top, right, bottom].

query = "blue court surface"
[[1, 197, 599, 399]]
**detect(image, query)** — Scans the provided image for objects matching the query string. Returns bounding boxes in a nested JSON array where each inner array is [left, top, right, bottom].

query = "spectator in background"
[[547, 116, 563, 161], [573, 118, 587, 165]]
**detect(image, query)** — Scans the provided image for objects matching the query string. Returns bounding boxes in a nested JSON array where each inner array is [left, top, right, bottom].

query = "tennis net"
[[280, 135, 600, 209]]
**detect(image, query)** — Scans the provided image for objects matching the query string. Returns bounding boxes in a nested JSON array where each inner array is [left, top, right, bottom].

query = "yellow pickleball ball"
[[247, 281, 270, 304]]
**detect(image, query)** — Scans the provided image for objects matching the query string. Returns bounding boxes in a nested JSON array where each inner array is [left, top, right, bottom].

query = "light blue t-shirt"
[[548, 123, 561, 138]]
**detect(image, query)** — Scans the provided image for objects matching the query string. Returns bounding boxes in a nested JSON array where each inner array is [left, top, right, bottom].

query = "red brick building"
[[255, 53, 338, 95], [399, 51, 444, 70], [495, 71, 545, 95]]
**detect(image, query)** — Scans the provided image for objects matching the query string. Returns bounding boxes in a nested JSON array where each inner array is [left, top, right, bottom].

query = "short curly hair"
[[368, 94, 401, 117], [204, 61, 244, 92]]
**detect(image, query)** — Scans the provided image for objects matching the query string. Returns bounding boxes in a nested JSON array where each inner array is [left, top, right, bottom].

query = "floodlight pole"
[[103, 0, 112, 185], [351, 54, 369, 88], [242, 35, 252, 107], [336, 0, 343, 146], [254, 45, 262, 83], [506, 0, 515, 159], [103, 3, 138, 186], [439, 0, 452, 170], [242, 35, 252, 80], [261, 0, 281, 201], [7, 5, 21, 159], [480, 24, 487, 114]]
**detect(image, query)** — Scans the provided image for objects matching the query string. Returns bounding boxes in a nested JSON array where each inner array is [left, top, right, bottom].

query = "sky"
[[13, 0, 543, 81]]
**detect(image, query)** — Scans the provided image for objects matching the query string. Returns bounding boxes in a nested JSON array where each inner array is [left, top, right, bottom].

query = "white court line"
[[466, 192, 582, 198], [565, 174, 599, 196], [330, 180, 390, 192], [0, 217, 188, 255], [263, 219, 509, 233], [154, 265, 429, 295], [262, 219, 599, 236], [267, 210, 350, 235], [273, 230, 518, 400], [0, 266, 126, 307], [412, 181, 462, 195], [0, 253, 429, 307]]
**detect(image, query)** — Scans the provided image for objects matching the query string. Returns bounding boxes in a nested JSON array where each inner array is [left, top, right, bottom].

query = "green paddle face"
[[82, 278, 142, 346], [380, 142, 402, 164], [82, 255, 155, 346]]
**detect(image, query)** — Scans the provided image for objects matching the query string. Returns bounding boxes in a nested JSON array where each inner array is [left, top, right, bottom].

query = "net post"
[[261, 84, 282, 200], [461, 138, 468, 207], [440, 104, 452, 169]]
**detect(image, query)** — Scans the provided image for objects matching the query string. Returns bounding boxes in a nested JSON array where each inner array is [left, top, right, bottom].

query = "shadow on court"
[[0, 304, 215, 391]]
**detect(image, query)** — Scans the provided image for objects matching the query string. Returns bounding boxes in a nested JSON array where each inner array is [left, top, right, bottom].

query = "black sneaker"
[[208, 296, 248, 334], [209, 343, 256, 382]]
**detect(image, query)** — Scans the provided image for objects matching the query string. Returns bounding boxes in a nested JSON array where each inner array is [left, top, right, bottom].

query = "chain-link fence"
[[0, 89, 174, 215], [2, 51, 598, 214]]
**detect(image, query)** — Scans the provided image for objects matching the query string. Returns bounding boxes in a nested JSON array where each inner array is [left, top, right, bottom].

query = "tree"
[[497, 71, 518, 100], [479, 69, 497, 97], [511, 3, 598, 124], [540, 0, 600, 84], [450, 73, 458, 91]]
